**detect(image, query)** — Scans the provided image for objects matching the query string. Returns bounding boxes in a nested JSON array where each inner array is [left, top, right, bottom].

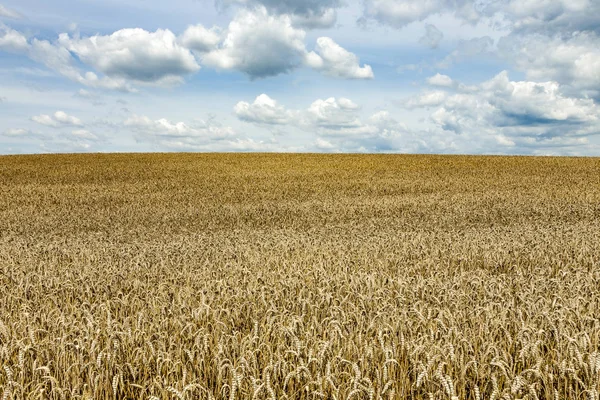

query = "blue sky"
[[1, 0, 599, 155]]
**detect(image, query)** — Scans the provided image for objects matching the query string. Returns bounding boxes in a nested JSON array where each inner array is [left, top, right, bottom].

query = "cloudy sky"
[[0, 0, 599, 155]]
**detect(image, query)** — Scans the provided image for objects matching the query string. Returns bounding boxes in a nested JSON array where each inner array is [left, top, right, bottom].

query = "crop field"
[[1, 153, 600, 400]]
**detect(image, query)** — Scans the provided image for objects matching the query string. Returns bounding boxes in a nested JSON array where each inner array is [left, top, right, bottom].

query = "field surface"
[[1, 153, 600, 400]]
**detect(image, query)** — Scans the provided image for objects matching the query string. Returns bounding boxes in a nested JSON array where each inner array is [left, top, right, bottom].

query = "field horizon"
[[1, 153, 599, 399]]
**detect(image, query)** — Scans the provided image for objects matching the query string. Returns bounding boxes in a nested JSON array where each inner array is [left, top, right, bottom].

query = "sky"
[[0, 0, 599, 155]]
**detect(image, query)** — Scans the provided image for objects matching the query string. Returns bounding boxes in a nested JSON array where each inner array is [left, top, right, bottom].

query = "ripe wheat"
[[0, 153, 599, 399]]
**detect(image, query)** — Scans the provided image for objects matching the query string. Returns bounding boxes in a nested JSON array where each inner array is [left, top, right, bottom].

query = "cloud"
[[234, 95, 433, 152], [0, 4, 21, 19], [427, 73, 454, 87], [32, 111, 83, 128], [404, 90, 447, 108], [235, 95, 365, 132], [178, 24, 222, 53], [402, 71, 600, 151], [305, 97, 367, 132], [216, 0, 341, 29], [202, 8, 372, 79], [234, 94, 297, 124], [125, 114, 236, 141], [498, 32, 600, 98], [359, 0, 598, 34], [1, 25, 192, 91], [30, 38, 135, 91], [203, 8, 309, 79], [437, 36, 494, 68], [306, 37, 374, 79], [290, 8, 338, 30], [60, 29, 200, 84], [0, 24, 28, 52], [234, 95, 371, 135], [71, 129, 99, 141], [2, 10, 373, 89], [0, 28, 135, 92], [360, 0, 480, 29], [2, 128, 42, 138], [125, 113, 287, 151], [419, 24, 443, 49], [492, 0, 600, 35]]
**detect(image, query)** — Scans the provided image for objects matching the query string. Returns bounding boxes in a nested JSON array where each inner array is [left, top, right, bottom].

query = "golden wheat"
[[0, 153, 599, 399]]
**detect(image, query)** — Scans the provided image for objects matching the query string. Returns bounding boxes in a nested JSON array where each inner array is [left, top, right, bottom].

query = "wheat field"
[[0, 153, 599, 400]]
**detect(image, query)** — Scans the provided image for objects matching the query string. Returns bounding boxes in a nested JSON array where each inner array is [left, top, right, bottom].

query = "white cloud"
[[314, 137, 336, 150], [361, 0, 480, 29], [305, 97, 367, 132], [71, 129, 98, 140], [203, 8, 308, 79], [202, 8, 372, 79], [306, 37, 374, 79], [0, 30, 135, 91], [405, 91, 447, 108], [234, 95, 431, 152], [216, 0, 341, 29], [32, 111, 83, 127], [125, 115, 236, 140], [0, 4, 21, 19], [360, 0, 598, 34], [402, 71, 600, 150], [234, 94, 297, 125], [290, 8, 338, 29], [124, 113, 288, 152], [234, 95, 366, 131], [0, 24, 28, 52], [494, 0, 600, 35], [419, 24, 443, 49], [427, 73, 454, 87], [178, 24, 221, 53], [60, 29, 200, 84], [498, 32, 600, 98], [206, 10, 304, 78], [437, 36, 494, 68], [2, 128, 41, 138]]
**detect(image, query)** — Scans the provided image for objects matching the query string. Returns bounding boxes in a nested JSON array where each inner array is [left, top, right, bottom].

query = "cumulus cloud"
[[60, 29, 200, 84], [2, 128, 42, 138], [289, 8, 338, 30], [306, 37, 374, 79], [71, 129, 99, 141], [125, 113, 287, 151], [427, 73, 454, 87], [234, 95, 431, 152], [402, 71, 600, 150], [404, 91, 447, 108], [216, 0, 341, 29], [0, 4, 21, 19], [361, 0, 480, 29], [31, 111, 83, 128], [234, 94, 297, 125], [419, 24, 443, 49], [437, 36, 494, 68], [203, 8, 309, 78], [125, 115, 236, 141], [178, 24, 222, 53], [305, 97, 367, 132], [0, 27, 135, 91], [360, 0, 598, 33], [493, 0, 600, 35], [202, 8, 372, 79], [498, 32, 600, 98], [0, 24, 27, 52]]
